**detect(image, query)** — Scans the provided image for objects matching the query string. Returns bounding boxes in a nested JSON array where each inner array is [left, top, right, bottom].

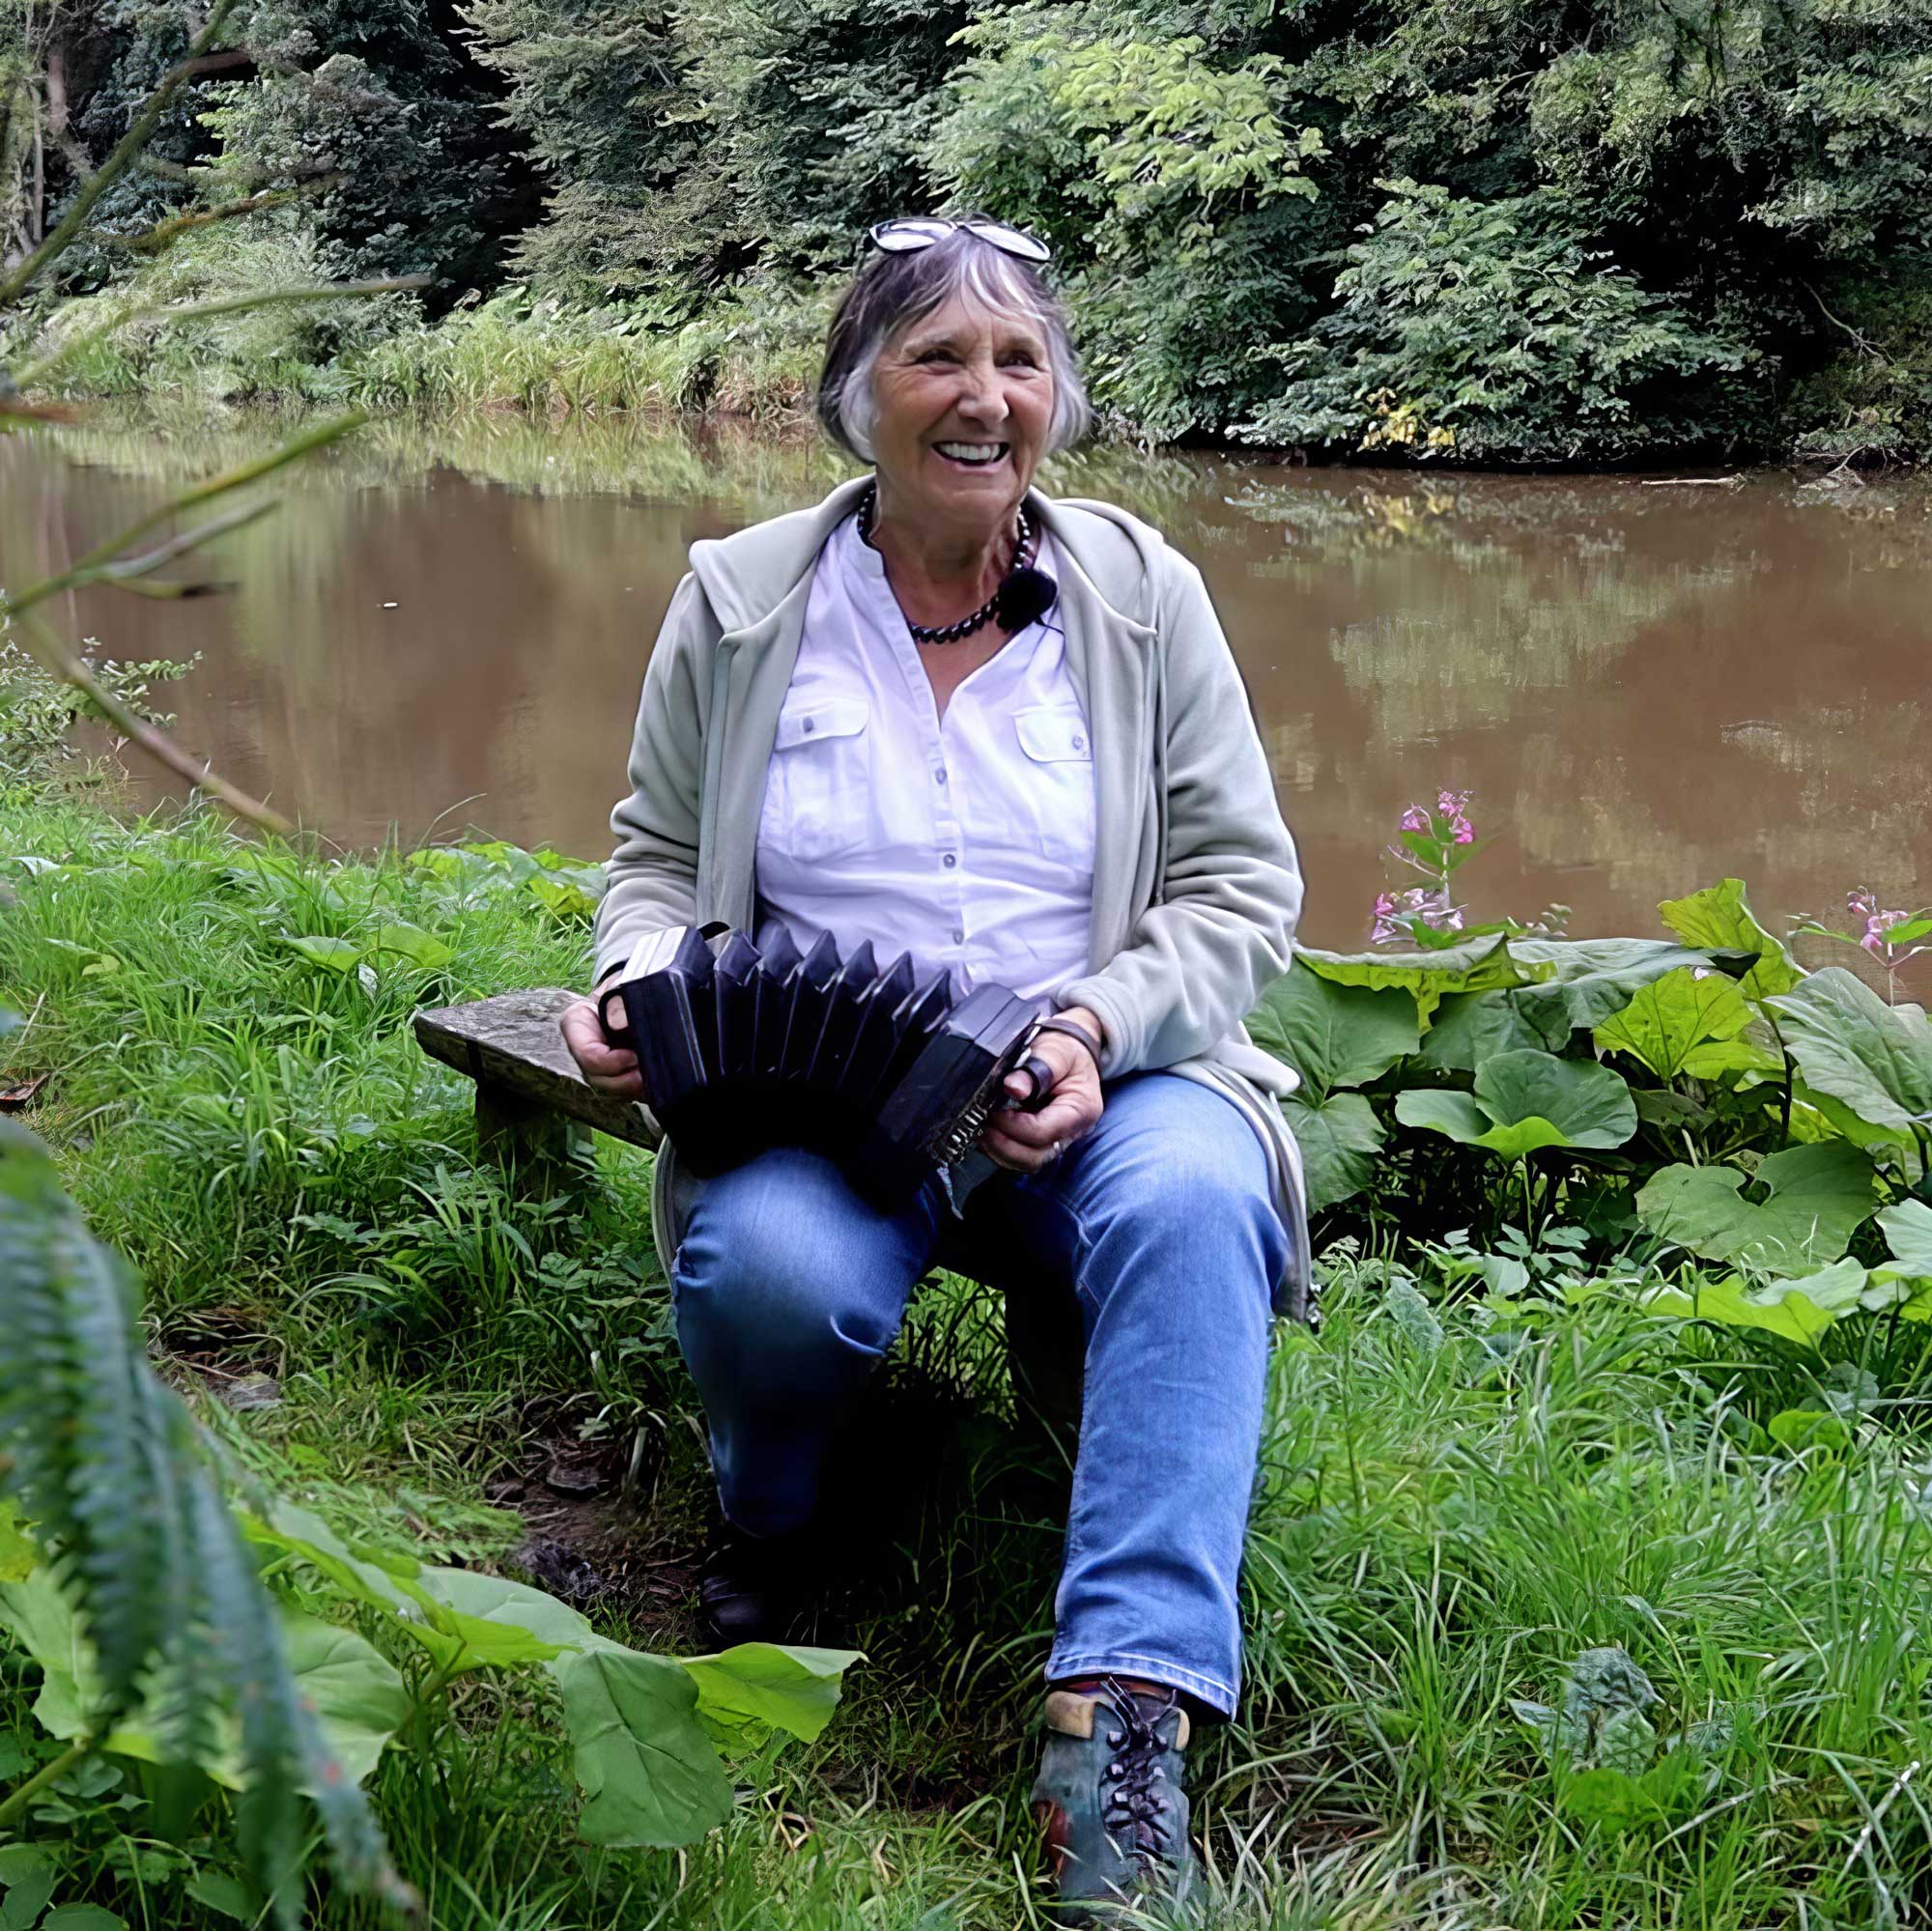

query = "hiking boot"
[[696, 1522, 816, 1648], [1032, 1677, 1197, 1921]]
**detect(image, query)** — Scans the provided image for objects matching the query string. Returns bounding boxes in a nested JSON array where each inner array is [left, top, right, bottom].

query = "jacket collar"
[[686, 473, 1160, 645]]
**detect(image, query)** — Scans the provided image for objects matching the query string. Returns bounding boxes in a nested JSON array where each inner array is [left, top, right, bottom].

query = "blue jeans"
[[668, 1071, 1285, 1716]]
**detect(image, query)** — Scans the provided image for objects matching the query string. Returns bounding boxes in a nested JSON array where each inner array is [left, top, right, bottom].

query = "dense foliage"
[[5, 769, 1932, 1921], [8, 0, 1932, 461]]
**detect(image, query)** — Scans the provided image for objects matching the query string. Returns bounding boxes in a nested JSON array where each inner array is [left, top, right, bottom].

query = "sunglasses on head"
[[868, 216, 1052, 265]]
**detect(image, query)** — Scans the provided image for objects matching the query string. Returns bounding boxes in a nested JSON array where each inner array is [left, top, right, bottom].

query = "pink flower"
[[1400, 805, 1430, 833], [1852, 889, 1907, 955]]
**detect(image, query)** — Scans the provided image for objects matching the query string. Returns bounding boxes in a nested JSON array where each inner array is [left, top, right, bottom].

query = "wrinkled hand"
[[560, 980, 647, 1100], [980, 1007, 1104, 1175]]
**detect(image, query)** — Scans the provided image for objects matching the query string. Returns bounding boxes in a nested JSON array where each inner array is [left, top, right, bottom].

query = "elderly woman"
[[560, 214, 1309, 1917]]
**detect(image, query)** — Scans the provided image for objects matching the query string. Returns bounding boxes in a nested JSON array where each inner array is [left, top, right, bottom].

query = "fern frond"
[[0, 1121, 412, 1920]]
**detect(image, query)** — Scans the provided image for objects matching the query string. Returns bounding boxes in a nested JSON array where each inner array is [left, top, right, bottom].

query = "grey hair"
[[815, 222, 1091, 462]]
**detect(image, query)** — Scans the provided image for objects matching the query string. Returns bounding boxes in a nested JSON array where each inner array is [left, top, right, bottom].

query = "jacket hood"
[[686, 473, 1175, 638]]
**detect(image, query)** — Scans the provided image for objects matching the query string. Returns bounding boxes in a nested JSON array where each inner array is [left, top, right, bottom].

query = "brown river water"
[[4, 411, 1929, 951]]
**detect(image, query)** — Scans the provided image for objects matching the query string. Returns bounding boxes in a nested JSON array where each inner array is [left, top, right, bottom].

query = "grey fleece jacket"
[[591, 473, 1314, 1320]]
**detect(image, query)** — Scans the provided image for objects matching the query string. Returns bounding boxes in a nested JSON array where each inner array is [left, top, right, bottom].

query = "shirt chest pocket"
[[759, 696, 876, 865], [1005, 704, 1097, 868]]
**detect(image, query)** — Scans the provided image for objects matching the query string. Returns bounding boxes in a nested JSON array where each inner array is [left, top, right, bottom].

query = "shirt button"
[[1071, 734, 1085, 751], [934, 767, 948, 785], [952, 928, 965, 945], [942, 853, 957, 868], [802, 718, 815, 734]]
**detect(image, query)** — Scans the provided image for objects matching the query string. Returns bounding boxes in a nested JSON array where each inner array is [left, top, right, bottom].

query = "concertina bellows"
[[596, 923, 1059, 1205]]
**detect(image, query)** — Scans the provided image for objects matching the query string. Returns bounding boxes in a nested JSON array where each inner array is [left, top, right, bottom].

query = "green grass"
[[6, 785, 1932, 1926]]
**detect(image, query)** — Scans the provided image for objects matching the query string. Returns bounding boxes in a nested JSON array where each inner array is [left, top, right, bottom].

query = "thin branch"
[[2, 409, 366, 620], [12, 274, 429, 393], [14, 611, 294, 836], [99, 498, 277, 582], [0, 1, 245, 309], [89, 179, 344, 254]]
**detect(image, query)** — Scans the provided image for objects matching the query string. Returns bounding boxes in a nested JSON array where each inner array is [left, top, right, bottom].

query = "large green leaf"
[[277, 1616, 412, 1790], [0, 1579, 405, 1791], [1246, 960, 1418, 1097], [1645, 1260, 1873, 1347], [1876, 1199, 1932, 1283], [1634, 1143, 1877, 1274], [406, 1566, 592, 1659], [280, 935, 360, 973], [1658, 878, 1802, 1000], [553, 1647, 734, 1849], [1593, 968, 1754, 1080], [1768, 969, 1932, 1142], [1281, 1091, 1384, 1211], [1395, 1050, 1637, 1159], [1509, 938, 1757, 1033], [366, 923, 454, 973], [1417, 988, 1570, 1072], [682, 1642, 858, 1757], [1295, 933, 1538, 1024]]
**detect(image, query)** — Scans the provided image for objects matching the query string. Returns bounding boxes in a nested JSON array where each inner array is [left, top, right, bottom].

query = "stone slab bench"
[[414, 986, 662, 1164], [412, 987, 1083, 1434]]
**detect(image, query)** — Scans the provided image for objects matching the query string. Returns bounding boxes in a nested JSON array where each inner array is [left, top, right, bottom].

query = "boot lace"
[[1097, 1677, 1179, 1860]]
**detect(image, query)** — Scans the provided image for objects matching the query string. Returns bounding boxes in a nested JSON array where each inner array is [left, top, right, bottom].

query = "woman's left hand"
[[980, 1007, 1105, 1175]]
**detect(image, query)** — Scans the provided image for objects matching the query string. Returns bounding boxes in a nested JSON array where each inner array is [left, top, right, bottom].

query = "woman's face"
[[868, 292, 1055, 541]]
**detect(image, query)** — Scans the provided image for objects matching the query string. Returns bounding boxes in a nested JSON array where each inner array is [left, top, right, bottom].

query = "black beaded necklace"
[[857, 480, 1057, 645]]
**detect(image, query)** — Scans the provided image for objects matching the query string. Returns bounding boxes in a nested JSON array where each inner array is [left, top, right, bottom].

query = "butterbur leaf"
[[396, 1566, 586, 1666], [1768, 969, 1932, 1141], [682, 1642, 858, 1756], [1510, 938, 1759, 1032], [1594, 968, 1754, 1079], [42, 1910, 131, 1930], [1878, 1199, 1932, 1281], [1395, 1049, 1636, 1158], [280, 935, 360, 972], [1280, 1092, 1383, 1211], [278, 1615, 412, 1789], [1247, 961, 1419, 1097], [554, 1647, 734, 1848], [1296, 933, 1536, 1023], [1418, 989, 1568, 1072], [1677, 1037, 1785, 1081], [1635, 1144, 1876, 1275], [1644, 1261, 1871, 1347], [366, 922, 454, 972], [1658, 879, 1801, 999]]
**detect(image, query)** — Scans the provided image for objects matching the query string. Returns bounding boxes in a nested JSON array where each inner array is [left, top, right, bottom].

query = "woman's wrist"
[[1040, 1007, 1106, 1073]]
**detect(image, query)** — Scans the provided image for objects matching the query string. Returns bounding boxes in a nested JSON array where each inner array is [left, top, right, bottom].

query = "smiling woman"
[[554, 213, 1308, 1921]]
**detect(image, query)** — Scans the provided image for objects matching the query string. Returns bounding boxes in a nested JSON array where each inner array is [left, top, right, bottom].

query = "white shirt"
[[753, 514, 1095, 1003]]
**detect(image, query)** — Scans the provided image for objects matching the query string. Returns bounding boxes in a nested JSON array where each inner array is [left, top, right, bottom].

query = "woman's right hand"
[[560, 982, 647, 1100]]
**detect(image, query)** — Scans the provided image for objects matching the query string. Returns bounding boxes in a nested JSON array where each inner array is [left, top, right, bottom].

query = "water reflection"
[[3, 408, 1927, 951]]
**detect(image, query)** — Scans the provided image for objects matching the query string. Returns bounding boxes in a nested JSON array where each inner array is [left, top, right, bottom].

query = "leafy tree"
[[1242, 179, 1754, 463], [936, 3, 1327, 440]]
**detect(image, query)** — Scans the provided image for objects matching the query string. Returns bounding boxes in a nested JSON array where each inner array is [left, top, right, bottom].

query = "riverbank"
[[6, 756, 1932, 1923], [21, 269, 1931, 471]]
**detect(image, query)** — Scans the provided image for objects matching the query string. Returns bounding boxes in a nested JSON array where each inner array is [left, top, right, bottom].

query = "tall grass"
[[5, 790, 1932, 1924], [18, 213, 830, 421]]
